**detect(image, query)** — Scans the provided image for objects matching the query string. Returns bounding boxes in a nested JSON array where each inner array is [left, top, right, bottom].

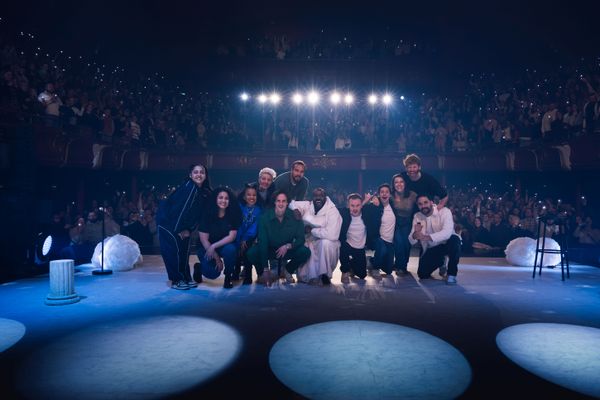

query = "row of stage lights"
[[239, 91, 404, 106]]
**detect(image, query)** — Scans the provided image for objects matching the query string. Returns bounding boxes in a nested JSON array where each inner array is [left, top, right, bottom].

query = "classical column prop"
[[45, 259, 80, 306]]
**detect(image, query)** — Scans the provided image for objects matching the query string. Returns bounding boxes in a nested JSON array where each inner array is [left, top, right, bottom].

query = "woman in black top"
[[391, 174, 417, 274], [197, 187, 242, 289], [156, 163, 212, 290]]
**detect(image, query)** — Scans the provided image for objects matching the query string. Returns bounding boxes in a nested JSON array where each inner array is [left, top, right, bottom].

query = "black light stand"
[[92, 207, 113, 275]]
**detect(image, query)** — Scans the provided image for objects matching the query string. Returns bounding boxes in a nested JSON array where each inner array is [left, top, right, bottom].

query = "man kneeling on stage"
[[290, 187, 342, 285], [409, 194, 461, 284]]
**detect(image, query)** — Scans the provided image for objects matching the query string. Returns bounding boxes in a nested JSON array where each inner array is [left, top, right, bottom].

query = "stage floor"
[[1, 256, 599, 399]]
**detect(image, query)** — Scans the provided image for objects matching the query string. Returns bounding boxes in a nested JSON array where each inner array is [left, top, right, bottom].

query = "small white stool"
[[45, 259, 80, 306]]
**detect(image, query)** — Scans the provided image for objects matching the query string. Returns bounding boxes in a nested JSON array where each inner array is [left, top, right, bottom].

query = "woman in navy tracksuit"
[[156, 163, 212, 290]]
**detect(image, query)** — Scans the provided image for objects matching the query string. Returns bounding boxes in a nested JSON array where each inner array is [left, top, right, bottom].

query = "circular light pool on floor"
[[18, 316, 241, 399], [0, 318, 26, 352], [269, 320, 471, 399], [497, 323, 600, 398]]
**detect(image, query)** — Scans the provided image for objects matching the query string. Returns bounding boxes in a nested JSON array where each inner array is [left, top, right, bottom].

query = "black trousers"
[[339, 241, 367, 279], [246, 245, 311, 276], [417, 235, 461, 279], [158, 225, 192, 282]]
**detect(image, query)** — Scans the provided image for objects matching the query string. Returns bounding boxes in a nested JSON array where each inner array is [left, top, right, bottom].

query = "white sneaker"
[[446, 275, 457, 285], [341, 272, 350, 284], [439, 256, 448, 277], [369, 269, 382, 280], [284, 270, 296, 284]]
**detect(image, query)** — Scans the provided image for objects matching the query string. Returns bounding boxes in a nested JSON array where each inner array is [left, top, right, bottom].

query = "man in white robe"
[[290, 188, 342, 285]]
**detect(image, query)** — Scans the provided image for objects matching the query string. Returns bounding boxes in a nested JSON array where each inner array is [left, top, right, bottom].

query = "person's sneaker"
[[396, 268, 408, 276], [369, 269, 382, 280], [341, 272, 351, 284], [283, 270, 296, 284], [171, 281, 190, 290], [321, 274, 331, 285], [185, 280, 198, 288], [258, 270, 271, 286], [193, 263, 203, 283], [446, 275, 457, 285], [439, 256, 448, 277]]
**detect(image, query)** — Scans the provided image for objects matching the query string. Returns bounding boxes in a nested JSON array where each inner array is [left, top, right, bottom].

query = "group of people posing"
[[156, 154, 461, 290]]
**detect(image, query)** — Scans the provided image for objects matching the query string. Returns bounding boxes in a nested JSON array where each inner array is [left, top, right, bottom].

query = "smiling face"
[[417, 196, 433, 216], [348, 198, 362, 217], [274, 193, 288, 217], [405, 162, 421, 181], [312, 189, 326, 212], [216, 190, 229, 210], [378, 186, 391, 205], [189, 165, 206, 187], [244, 187, 257, 206], [393, 176, 406, 193], [291, 163, 305, 184], [259, 172, 273, 190]]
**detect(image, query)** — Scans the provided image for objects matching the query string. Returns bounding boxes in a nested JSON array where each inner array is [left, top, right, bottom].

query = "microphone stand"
[[92, 208, 113, 275]]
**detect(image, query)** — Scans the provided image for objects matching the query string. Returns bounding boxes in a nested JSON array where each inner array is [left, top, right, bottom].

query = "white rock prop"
[[505, 237, 561, 267], [92, 234, 142, 271]]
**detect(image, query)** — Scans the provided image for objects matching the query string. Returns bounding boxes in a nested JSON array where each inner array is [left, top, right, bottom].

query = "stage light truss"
[[240, 90, 402, 107]]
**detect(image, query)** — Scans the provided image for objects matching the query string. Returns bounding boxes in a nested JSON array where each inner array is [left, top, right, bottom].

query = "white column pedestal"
[[45, 259, 80, 306]]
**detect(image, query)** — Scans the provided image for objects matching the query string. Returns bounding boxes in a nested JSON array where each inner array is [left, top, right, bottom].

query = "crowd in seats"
[[2, 30, 599, 155]]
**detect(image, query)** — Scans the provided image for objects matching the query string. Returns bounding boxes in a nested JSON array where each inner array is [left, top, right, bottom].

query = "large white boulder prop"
[[505, 237, 561, 267], [92, 234, 143, 271]]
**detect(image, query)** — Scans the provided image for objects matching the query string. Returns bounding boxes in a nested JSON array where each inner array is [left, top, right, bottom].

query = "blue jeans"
[[393, 224, 411, 271], [372, 238, 395, 274], [197, 243, 237, 277]]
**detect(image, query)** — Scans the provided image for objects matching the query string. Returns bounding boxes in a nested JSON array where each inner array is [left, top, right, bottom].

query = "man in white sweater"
[[409, 194, 461, 284], [290, 188, 342, 285]]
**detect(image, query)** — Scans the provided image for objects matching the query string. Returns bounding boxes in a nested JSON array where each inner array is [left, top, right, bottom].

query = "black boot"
[[242, 266, 252, 285], [193, 263, 203, 283], [232, 262, 241, 281], [223, 273, 233, 289]]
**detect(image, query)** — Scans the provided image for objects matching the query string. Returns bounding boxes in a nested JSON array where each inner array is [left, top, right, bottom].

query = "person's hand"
[[240, 240, 248, 252], [178, 230, 190, 240], [412, 222, 424, 240], [276, 243, 290, 259], [205, 245, 216, 259], [293, 209, 303, 220]]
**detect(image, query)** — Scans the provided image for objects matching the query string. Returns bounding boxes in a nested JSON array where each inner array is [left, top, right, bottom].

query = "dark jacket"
[[156, 180, 211, 234]]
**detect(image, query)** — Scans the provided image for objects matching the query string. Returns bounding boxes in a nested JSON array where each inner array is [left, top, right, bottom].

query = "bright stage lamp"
[[269, 93, 281, 105], [400, 95, 405, 101], [292, 93, 304, 105], [330, 92, 341, 105], [257, 94, 268, 104], [344, 93, 354, 105], [368, 94, 378, 105], [240, 93, 249, 101], [307, 91, 320, 106], [42, 235, 53, 257], [382, 94, 393, 105]]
